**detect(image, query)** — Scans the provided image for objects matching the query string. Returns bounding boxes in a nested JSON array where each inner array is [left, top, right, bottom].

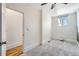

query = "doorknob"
[[0, 41, 6, 46]]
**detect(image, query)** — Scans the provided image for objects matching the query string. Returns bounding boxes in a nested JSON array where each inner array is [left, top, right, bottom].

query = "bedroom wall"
[[42, 4, 53, 44], [51, 13, 77, 42]]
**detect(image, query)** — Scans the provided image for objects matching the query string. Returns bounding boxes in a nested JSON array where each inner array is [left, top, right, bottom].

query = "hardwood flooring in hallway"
[[6, 45, 23, 56]]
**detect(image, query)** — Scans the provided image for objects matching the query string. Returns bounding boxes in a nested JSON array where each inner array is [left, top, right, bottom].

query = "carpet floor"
[[21, 39, 79, 56]]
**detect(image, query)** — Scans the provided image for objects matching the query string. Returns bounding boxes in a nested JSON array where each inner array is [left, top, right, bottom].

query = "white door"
[[0, 3, 2, 56], [1, 3, 6, 56]]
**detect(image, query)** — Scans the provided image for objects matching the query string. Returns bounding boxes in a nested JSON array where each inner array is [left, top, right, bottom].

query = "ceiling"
[[6, 3, 41, 11], [6, 3, 79, 13]]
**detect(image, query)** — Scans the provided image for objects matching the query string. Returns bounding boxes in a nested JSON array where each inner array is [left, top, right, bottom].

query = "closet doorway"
[[6, 8, 24, 56]]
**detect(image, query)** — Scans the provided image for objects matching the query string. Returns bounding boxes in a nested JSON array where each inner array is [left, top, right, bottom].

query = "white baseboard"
[[24, 42, 40, 52], [6, 41, 22, 50]]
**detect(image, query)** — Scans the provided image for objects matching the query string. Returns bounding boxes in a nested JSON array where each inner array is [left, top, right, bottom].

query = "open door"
[[1, 3, 6, 56], [6, 8, 24, 56], [0, 3, 2, 56]]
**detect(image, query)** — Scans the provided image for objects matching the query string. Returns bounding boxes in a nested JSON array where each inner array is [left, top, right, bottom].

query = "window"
[[58, 15, 68, 26]]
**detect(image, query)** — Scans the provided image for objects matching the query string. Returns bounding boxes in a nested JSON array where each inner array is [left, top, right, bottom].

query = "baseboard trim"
[[6, 41, 22, 50], [42, 40, 49, 45], [24, 42, 40, 52]]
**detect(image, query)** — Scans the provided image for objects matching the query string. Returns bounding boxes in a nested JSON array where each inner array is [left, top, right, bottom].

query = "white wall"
[[24, 9, 41, 51], [51, 13, 77, 42], [6, 3, 41, 52], [6, 8, 23, 49], [42, 4, 52, 44]]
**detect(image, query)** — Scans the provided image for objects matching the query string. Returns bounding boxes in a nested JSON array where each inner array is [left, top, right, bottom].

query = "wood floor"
[[6, 45, 23, 56]]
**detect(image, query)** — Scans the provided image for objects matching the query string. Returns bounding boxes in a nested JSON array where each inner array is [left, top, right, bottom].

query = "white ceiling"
[[6, 3, 41, 11], [6, 3, 79, 13], [54, 3, 79, 9]]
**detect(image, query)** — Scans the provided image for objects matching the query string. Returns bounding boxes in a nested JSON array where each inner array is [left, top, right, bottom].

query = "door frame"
[[6, 7, 24, 55]]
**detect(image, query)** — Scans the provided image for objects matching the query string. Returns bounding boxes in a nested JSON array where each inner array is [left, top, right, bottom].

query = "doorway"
[[6, 8, 24, 56]]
